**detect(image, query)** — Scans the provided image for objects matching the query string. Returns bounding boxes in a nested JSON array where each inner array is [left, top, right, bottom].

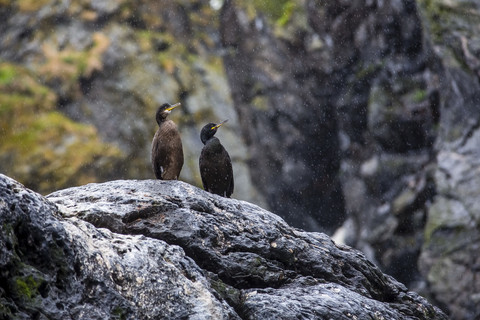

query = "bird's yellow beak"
[[165, 102, 181, 111], [211, 119, 228, 130]]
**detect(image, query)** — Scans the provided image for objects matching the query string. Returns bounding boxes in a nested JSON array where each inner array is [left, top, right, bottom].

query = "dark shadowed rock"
[[220, 0, 346, 234], [216, 0, 480, 318], [41, 176, 445, 319]]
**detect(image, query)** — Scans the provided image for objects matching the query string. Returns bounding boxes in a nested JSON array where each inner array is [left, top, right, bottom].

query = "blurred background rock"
[[0, 0, 263, 206], [1, 0, 479, 319]]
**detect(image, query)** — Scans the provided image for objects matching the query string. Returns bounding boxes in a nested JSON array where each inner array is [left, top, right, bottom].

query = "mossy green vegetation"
[[111, 306, 128, 320], [0, 63, 16, 85], [209, 278, 241, 306], [418, 0, 480, 71], [412, 89, 428, 103], [136, 29, 198, 85], [235, 1, 306, 45], [1, 226, 47, 304], [13, 275, 43, 300], [242, 0, 301, 26], [276, 1, 300, 27], [39, 32, 110, 83], [251, 95, 269, 111], [418, 0, 480, 37], [1, 0, 244, 195], [0, 62, 123, 194], [355, 61, 384, 80], [1, 219, 72, 315]]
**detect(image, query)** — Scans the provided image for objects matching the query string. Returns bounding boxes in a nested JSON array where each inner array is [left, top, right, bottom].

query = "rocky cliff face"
[[220, 0, 438, 307], [220, 0, 438, 236], [0, 174, 446, 319], [220, 0, 346, 234], [417, 1, 480, 319], [220, 1, 480, 319]]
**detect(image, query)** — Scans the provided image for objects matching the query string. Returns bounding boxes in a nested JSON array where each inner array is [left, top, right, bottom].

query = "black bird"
[[199, 120, 234, 197], [151, 102, 184, 180]]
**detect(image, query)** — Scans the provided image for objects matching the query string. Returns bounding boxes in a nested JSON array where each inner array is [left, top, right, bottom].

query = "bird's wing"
[[224, 148, 234, 197], [152, 121, 184, 180], [151, 131, 169, 179], [162, 133, 184, 180], [199, 150, 210, 192]]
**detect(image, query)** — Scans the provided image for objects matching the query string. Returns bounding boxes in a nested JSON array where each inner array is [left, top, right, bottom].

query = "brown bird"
[[151, 102, 184, 180], [199, 120, 234, 197]]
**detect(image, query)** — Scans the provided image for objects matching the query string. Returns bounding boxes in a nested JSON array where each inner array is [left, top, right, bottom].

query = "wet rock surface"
[[0, 173, 446, 319], [0, 174, 236, 319], [0, 176, 446, 319]]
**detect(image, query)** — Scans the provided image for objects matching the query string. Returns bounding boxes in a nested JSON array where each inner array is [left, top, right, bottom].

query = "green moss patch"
[[242, 0, 300, 26], [13, 275, 43, 300], [0, 62, 123, 194], [0, 63, 16, 85]]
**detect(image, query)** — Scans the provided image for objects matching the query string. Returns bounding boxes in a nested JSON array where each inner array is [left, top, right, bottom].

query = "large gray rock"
[[0, 173, 446, 319], [0, 174, 236, 319], [20, 174, 445, 319]]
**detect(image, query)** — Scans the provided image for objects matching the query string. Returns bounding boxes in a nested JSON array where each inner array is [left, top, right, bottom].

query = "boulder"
[[0, 174, 236, 319], [0, 174, 446, 319]]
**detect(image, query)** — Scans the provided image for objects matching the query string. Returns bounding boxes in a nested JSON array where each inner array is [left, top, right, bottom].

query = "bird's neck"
[[203, 137, 221, 148], [156, 117, 169, 126], [202, 137, 220, 145]]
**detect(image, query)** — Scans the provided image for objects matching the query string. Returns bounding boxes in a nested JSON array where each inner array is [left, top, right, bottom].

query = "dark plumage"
[[151, 103, 184, 180], [199, 120, 234, 198]]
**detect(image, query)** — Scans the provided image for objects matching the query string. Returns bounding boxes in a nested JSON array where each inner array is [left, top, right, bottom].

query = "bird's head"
[[200, 120, 228, 144], [156, 102, 181, 124]]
